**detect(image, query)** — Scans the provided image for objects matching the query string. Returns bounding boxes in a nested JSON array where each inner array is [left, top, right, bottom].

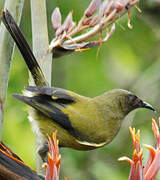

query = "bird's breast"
[[61, 100, 122, 146]]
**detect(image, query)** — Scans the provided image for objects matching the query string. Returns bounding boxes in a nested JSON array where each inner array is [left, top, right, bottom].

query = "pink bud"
[[99, 0, 113, 17], [114, 1, 125, 12], [51, 8, 62, 31], [63, 11, 73, 32], [85, 0, 101, 17], [55, 25, 64, 37]]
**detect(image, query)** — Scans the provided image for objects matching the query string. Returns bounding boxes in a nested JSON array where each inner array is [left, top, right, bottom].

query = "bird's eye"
[[129, 95, 137, 103]]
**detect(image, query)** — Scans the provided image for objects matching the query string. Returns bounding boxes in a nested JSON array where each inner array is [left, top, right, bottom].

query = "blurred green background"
[[0, 0, 160, 179]]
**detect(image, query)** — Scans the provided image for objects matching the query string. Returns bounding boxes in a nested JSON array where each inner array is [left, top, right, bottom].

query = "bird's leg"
[[38, 142, 49, 163]]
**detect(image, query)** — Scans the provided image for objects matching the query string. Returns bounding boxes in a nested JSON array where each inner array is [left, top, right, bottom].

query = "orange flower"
[[44, 131, 61, 180], [119, 118, 160, 180]]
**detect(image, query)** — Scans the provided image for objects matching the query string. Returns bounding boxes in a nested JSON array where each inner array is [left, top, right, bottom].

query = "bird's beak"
[[142, 101, 155, 111]]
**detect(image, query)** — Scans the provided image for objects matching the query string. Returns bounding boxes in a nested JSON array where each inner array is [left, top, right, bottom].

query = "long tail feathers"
[[1, 10, 48, 86]]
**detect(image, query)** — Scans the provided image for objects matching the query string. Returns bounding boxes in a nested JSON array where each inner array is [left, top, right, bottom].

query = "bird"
[[1, 10, 155, 161]]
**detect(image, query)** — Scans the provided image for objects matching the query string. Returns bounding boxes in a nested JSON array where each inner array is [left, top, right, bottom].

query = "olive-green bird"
[[1, 10, 155, 160]]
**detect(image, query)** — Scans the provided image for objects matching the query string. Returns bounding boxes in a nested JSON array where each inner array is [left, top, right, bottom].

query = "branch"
[[0, 0, 24, 139], [49, 0, 139, 58]]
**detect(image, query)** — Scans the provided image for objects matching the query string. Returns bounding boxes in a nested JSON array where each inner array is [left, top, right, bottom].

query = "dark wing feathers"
[[12, 94, 75, 133], [25, 86, 75, 103]]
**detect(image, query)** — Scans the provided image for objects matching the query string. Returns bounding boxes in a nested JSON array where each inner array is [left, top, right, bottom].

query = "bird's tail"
[[1, 10, 48, 86]]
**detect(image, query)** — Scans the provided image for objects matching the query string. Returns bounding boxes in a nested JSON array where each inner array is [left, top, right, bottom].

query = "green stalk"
[[30, 0, 52, 173], [0, 0, 24, 139]]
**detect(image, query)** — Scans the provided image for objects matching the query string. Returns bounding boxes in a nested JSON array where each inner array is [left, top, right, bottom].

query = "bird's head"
[[109, 89, 155, 115], [98, 89, 155, 116]]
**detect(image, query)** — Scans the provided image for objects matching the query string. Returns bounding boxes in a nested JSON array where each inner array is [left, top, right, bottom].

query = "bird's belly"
[[72, 115, 122, 146], [29, 108, 102, 150], [29, 106, 122, 150]]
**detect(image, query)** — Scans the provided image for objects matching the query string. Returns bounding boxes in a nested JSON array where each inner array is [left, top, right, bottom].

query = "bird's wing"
[[13, 87, 76, 135], [25, 86, 75, 103]]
